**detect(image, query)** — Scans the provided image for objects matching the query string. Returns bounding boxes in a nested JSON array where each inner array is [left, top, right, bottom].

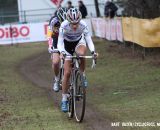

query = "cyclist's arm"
[[47, 26, 53, 48], [48, 16, 59, 49], [85, 34, 95, 52], [57, 27, 65, 53], [83, 25, 95, 53]]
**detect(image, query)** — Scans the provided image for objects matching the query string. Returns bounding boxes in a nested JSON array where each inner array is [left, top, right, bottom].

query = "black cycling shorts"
[[52, 36, 58, 49], [64, 37, 82, 55]]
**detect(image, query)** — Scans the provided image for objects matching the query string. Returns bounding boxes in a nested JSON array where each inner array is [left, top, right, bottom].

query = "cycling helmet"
[[66, 8, 82, 24], [56, 7, 67, 23]]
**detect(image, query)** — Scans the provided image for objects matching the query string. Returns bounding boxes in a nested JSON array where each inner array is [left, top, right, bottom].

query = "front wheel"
[[68, 87, 74, 118], [58, 67, 64, 90], [74, 71, 86, 122], [68, 71, 74, 118]]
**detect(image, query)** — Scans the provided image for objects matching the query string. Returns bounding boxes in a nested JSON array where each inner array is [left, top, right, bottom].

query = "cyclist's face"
[[70, 23, 79, 31]]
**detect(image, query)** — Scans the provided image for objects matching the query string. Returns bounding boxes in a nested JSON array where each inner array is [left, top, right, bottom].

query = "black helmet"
[[56, 7, 67, 23]]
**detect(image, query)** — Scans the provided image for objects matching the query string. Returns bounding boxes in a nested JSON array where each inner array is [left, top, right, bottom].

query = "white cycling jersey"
[[58, 20, 95, 53]]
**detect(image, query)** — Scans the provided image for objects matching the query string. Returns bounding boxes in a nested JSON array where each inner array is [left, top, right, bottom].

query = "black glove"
[[91, 51, 97, 59]]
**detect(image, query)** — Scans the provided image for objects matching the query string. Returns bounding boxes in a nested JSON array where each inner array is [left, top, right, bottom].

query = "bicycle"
[[59, 54, 97, 122], [57, 57, 64, 90]]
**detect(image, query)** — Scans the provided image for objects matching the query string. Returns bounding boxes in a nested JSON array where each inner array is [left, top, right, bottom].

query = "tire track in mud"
[[20, 51, 119, 130]]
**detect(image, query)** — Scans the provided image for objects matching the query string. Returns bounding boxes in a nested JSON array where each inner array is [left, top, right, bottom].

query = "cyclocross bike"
[[58, 54, 97, 122]]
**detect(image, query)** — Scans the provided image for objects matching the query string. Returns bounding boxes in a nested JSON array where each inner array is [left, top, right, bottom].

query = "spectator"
[[67, 1, 74, 10], [78, 0, 88, 18], [104, 1, 118, 18]]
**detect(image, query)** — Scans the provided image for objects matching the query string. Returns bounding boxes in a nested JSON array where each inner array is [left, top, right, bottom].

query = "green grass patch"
[[87, 40, 160, 129], [0, 43, 83, 130], [1, 39, 160, 130]]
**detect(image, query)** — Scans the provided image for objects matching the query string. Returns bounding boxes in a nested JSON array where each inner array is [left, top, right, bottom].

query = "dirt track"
[[20, 51, 119, 130]]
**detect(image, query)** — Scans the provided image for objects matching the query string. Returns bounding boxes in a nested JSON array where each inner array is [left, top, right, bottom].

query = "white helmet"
[[66, 8, 82, 24]]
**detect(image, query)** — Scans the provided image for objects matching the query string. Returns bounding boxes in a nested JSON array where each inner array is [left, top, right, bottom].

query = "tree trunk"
[[94, 0, 100, 17]]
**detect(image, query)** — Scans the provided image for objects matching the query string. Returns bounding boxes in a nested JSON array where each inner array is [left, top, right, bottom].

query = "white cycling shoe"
[[53, 80, 59, 92]]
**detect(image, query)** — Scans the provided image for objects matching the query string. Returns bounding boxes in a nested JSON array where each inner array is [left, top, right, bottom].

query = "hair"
[[78, 0, 83, 4], [67, 1, 72, 5]]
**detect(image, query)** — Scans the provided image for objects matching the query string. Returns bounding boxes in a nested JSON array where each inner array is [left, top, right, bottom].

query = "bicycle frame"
[[62, 55, 96, 122], [59, 55, 96, 87]]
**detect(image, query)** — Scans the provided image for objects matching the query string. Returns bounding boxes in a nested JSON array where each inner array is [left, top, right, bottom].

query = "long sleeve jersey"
[[57, 20, 95, 53]]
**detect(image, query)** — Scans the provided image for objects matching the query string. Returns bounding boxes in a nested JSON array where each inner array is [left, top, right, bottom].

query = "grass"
[[1, 38, 160, 130], [86, 39, 160, 130], [0, 43, 84, 130]]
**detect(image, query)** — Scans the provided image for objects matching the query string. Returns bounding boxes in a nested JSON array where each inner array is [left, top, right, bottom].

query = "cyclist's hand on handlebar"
[[91, 51, 98, 59], [91, 51, 98, 68], [48, 46, 53, 53], [60, 51, 66, 59]]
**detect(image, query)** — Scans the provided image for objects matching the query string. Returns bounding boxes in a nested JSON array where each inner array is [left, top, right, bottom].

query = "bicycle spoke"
[[74, 72, 86, 122], [68, 74, 74, 118]]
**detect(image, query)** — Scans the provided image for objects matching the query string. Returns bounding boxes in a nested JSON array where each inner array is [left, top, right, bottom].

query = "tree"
[[94, 0, 100, 17], [0, 0, 18, 24], [123, 0, 160, 18], [0, 0, 16, 7]]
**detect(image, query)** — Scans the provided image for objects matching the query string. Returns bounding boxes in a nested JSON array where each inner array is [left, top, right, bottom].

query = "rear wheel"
[[74, 71, 86, 122]]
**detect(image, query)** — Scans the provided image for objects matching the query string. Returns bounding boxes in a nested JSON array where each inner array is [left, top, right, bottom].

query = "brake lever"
[[91, 59, 96, 69]]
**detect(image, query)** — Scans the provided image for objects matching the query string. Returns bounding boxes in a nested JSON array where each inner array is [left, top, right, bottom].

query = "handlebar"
[[63, 55, 97, 69], [64, 55, 93, 59]]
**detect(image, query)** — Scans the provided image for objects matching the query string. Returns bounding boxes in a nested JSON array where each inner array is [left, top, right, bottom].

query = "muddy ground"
[[20, 51, 119, 130]]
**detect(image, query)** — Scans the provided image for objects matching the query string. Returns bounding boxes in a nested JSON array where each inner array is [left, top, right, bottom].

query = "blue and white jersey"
[[58, 20, 95, 53]]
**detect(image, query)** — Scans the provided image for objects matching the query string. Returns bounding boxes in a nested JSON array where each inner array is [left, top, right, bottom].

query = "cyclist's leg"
[[62, 59, 72, 94], [51, 52, 60, 91], [75, 35, 87, 73], [52, 52, 60, 79], [52, 36, 60, 91], [76, 45, 87, 72], [61, 59, 72, 112], [61, 39, 73, 95], [75, 36, 88, 87], [61, 38, 79, 112]]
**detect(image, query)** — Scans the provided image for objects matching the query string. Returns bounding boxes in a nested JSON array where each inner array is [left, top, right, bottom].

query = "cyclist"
[[57, 8, 97, 112], [47, 7, 67, 92]]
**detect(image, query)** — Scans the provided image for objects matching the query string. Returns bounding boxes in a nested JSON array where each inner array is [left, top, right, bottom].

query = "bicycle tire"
[[74, 71, 86, 122], [67, 70, 75, 118], [68, 86, 74, 118], [58, 67, 64, 90]]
